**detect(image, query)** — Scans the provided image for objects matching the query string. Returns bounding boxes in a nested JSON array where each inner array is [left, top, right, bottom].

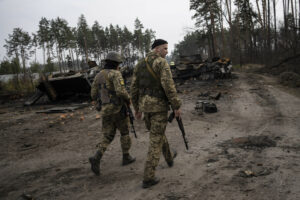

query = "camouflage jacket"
[[91, 69, 130, 116], [130, 51, 181, 113]]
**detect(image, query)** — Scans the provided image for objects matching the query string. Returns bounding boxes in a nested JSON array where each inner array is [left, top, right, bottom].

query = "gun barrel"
[[176, 117, 189, 150], [130, 121, 137, 138], [127, 105, 137, 138], [183, 136, 189, 150]]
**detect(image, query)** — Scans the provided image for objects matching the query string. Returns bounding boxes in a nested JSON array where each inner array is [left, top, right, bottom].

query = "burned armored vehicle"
[[24, 60, 135, 106], [172, 54, 232, 81], [24, 62, 101, 106]]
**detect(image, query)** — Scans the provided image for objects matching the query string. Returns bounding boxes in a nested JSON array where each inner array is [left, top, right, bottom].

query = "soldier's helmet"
[[105, 51, 123, 63]]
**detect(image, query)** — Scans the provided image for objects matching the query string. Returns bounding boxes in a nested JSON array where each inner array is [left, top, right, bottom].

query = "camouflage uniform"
[[90, 68, 133, 169], [131, 51, 181, 182]]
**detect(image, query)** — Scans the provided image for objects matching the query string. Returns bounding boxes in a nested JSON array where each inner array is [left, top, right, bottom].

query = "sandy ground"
[[0, 72, 299, 200]]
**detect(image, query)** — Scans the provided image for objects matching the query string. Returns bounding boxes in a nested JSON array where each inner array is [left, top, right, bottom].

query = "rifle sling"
[[145, 57, 160, 82], [145, 57, 170, 103]]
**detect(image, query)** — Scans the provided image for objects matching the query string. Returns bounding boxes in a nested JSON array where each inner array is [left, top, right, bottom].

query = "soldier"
[[130, 39, 182, 188], [89, 51, 136, 176]]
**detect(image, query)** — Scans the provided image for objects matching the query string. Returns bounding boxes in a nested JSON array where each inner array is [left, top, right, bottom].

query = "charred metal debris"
[[24, 64, 101, 106], [171, 55, 232, 81]]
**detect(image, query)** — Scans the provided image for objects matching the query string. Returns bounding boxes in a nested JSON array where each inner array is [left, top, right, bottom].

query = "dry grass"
[[0, 77, 37, 102]]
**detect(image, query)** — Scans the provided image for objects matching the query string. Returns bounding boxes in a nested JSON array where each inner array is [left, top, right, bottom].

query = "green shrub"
[[0, 76, 37, 95]]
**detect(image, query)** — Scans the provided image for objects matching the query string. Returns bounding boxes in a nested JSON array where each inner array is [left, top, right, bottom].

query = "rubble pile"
[[172, 55, 232, 81]]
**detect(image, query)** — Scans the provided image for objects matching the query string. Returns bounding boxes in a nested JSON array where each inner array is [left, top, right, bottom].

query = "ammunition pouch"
[[94, 69, 123, 111], [100, 86, 121, 105]]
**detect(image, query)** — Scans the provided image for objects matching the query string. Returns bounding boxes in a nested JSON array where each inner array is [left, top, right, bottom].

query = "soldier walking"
[[89, 51, 136, 176], [130, 39, 182, 188]]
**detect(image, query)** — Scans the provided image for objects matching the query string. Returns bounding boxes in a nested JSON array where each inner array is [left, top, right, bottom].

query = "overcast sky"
[[0, 0, 196, 62]]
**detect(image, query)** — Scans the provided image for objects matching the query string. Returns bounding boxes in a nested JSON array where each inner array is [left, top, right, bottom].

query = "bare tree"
[[273, 0, 277, 51]]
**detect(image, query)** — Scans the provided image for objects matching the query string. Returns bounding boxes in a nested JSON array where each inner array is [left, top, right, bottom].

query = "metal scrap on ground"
[[36, 103, 89, 113]]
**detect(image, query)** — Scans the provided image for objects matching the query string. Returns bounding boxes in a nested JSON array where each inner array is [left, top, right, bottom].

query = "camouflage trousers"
[[97, 112, 131, 156], [143, 111, 174, 181]]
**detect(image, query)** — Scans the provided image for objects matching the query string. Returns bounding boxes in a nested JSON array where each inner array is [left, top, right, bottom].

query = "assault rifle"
[[168, 111, 189, 150], [125, 104, 137, 138]]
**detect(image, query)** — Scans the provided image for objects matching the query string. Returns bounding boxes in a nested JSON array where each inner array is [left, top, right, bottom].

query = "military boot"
[[142, 177, 160, 188], [122, 154, 136, 166], [167, 149, 177, 167], [88, 150, 102, 176]]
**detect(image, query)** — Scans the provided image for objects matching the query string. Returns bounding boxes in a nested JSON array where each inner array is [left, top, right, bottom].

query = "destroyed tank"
[[24, 61, 101, 106], [171, 55, 232, 80]]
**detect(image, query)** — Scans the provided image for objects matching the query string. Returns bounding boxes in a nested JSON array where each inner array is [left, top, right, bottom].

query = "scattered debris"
[[203, 102, 218, 113], [195, 100, 218, 114], [35, 103, 88, 114], [23, 89, 45, 106], [195, 100, 204, 115], [238, 167, 272, 178], [198, 91, 221, 100], [210, 92, 221, 100], [198, 91, 210, 97], [20, 143, 38, 151], [207, 158, 219, 163], [239, 170, 255, 177]]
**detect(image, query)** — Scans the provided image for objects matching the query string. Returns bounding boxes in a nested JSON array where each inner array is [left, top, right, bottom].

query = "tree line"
[[172, 0, 300, 66], [1, 14, 156, 75]]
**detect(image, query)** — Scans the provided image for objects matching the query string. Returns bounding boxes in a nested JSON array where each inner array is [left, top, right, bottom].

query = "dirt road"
[[0, 72, 299, 200]]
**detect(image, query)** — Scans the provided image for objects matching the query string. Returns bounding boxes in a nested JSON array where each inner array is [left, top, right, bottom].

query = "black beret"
[[151, 39, 168, 49]]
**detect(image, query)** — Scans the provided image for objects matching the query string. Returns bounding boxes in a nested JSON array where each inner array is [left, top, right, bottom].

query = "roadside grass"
[[0, 77, 38, 101]]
